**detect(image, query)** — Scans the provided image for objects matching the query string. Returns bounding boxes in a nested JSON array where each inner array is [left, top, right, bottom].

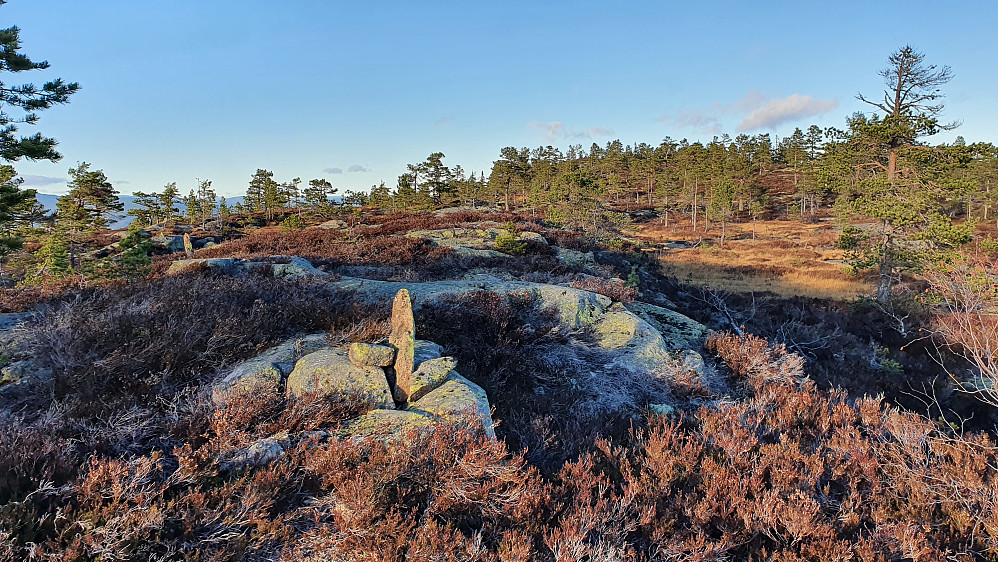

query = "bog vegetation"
[[1, 9, 997, 560]]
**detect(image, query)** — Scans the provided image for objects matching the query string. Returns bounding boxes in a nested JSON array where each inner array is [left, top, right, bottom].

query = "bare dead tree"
[[774, 319, 841, 359], [694, 286, 755, 336], [856, 46, 959, 182], [921, 257, 998, 408]]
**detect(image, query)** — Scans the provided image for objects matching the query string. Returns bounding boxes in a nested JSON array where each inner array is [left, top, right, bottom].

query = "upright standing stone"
[[183, 233, 194, 257], [388, 288, 416, 402]]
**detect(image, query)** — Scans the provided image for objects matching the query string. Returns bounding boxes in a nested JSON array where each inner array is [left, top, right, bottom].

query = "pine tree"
[[27, 228, 72, 283], [304, 178, 338, 215], [158, 183, 181, 225], [128, 191, 161, 227], [846, 47, 968, 303], [114, 224, 152, 277], [184, 190, 198, 225], [218, 196, 230, 222], [246, 169, 282, 221], [195, 179, 216, 229], [0, 10, 80, 162], [56, 162, 123, 232], [0, 164, 38, 254]]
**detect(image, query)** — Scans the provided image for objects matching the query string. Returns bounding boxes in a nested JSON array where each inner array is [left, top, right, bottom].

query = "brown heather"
[[0, 212, 996, 560], [3, 304, 996, 559]]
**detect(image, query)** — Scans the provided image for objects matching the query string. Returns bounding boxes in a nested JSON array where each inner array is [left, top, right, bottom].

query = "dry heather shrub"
[[356, 209, 515, 236], [287, 420, 548, 562], [195, 228, 449, 264], [0, 418, 77, 504], [3, 329, 996, 559], [542, 229, 594, 252], [570, 276, 636, 302], [921, 257, 998, 407], [416, 289, 648, 472], [0, 274, 89, 312], [25, 274, 378, 407], [705, 331, 802, 384]]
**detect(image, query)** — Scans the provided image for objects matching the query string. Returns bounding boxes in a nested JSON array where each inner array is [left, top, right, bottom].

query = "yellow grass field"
[[632, 219, 875, 300]]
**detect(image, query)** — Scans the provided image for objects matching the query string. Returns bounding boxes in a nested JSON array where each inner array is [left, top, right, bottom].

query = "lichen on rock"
[[348, 342, 396, 367], [286, 348, 394, 410], [408, 372, 494, 438], [409, 356, 457, 402], [213, 333, 328, 404]]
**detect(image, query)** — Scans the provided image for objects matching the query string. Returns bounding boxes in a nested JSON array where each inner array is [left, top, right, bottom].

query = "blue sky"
[[5, 0, 997, 197]]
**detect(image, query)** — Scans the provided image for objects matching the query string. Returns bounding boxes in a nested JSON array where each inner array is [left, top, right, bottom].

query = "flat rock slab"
[[213, 333, 329, 403], [222, 432, 290, 471], [333, 274, 612, 330], [409, 372, 494, 438], [286, 348, 394, 410], [348, 342, 396, 367], [413, 340, 443, 368], [623, 302, 706, 349], [340, 409, 436, 440], [409, 356, 457, 402], [167, 256, 325, 277], [150, 235, 186, 253], [554, 247, 596, 270]]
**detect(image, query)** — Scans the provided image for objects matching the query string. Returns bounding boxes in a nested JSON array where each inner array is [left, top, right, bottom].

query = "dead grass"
[[635, 218, 873, 299]]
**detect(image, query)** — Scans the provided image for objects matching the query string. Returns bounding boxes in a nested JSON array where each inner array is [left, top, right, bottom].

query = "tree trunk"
[[887, 149, 898, 182], [876, 221, 893, 303], [877, 260, 893, 303], [692, 179, 698, 232]]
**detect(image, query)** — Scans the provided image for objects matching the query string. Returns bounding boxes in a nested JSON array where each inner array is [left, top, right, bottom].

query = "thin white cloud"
[[19, 175, 65, 186], [578, 126, 613, 138], [661, 110, 722, 135], [661, 89, 837, 135], [529, 121, 615, 142], [347, 164, 371, 173], [323, 167, 343, 174], [732, 89, 767, 113], [737, 94, 838, 131]]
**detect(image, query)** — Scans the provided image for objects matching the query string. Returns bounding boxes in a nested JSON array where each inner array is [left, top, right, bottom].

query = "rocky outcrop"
[[344, 372, 494, 440], [408, 372, 493, 437], [333, 274, 613, 331], [624, 301, 707, 350], [330, 275, 705, 356], [348, 343, 396, 367], [317, 219, 347, 230], [213, 333, 328, 403], [328, 275, 709, 419], [405, 226, 547, 257], [222, 432, 290, 471], [213, 289, 497, 446], [409, 356, 457, 402], [553, 247, 596, 271], [167, 256, 325, 277], [151, 235, 186, 253], [286, 348, 395, 410], [341, 408, 436, 438]]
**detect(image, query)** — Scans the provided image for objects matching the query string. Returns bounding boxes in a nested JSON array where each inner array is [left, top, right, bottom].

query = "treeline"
[[342, 128, 997, 231]]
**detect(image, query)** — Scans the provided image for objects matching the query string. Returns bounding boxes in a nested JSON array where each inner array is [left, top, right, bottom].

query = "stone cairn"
[[214, 287, 494, 462], [386, 289, 416, 402], [342, 288, 420, 405]]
